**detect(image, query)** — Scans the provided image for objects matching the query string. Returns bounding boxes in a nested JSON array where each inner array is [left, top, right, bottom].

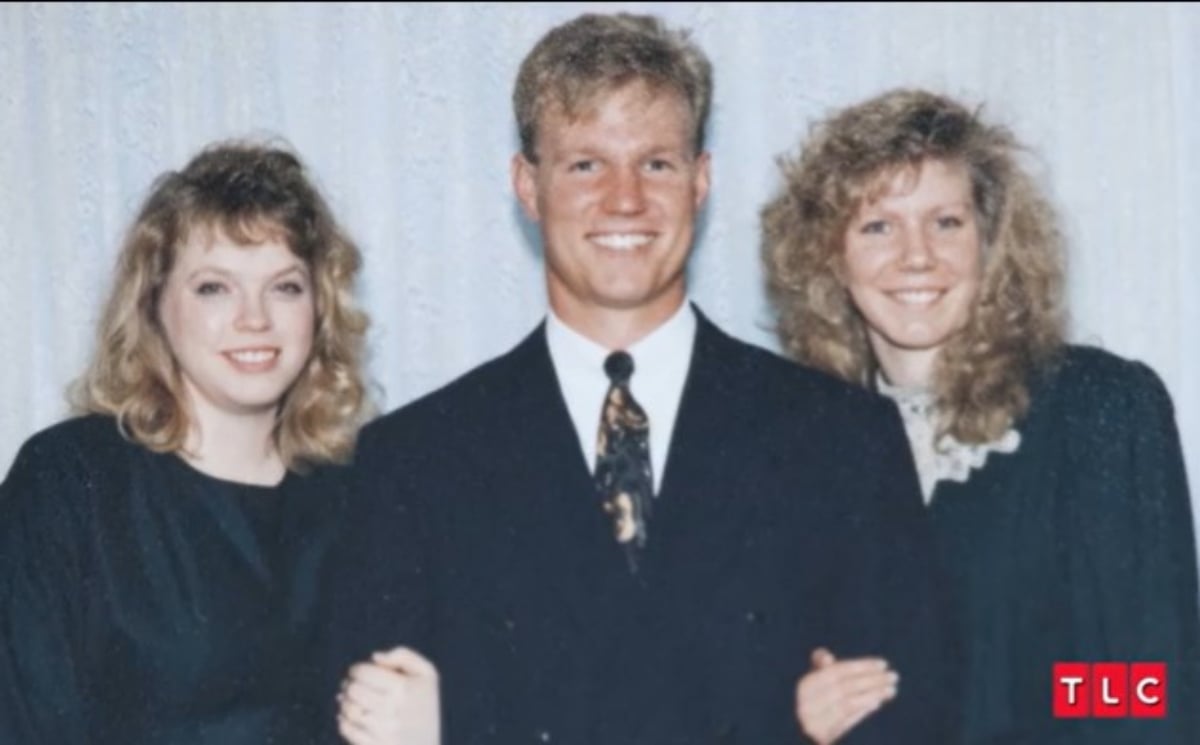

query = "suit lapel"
[[475, 313, 773, 738], [487, 325, 635, 627], [479, 313, 764, 618], [646, 308, 765, 587]]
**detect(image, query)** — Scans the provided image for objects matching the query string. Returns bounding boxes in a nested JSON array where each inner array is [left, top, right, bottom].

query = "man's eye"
[[645, 159, 674, 172], [569, 160, 597, 173], [936, 215, 964, 229]]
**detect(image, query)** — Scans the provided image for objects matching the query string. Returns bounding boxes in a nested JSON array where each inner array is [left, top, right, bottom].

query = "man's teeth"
[[891, 290, 942, 305], [230, 350, 277, 363], [593, 234, 652, 251]]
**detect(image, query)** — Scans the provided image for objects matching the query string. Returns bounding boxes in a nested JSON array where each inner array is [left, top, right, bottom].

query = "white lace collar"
[[876, 376, 1021, 504]]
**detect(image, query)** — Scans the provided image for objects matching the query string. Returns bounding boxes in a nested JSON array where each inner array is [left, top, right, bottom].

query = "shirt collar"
[[545, 300, 697, 381], [545, 300, 697, 493]]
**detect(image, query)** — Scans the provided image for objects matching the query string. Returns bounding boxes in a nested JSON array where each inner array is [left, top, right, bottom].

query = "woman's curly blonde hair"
[[73, 139, 371, 470], [762, 89, 1066, 443]]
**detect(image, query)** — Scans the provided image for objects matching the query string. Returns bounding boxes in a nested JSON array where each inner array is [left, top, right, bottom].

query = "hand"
[[795, 647, 898, 744], [338, 646, 441, 745]]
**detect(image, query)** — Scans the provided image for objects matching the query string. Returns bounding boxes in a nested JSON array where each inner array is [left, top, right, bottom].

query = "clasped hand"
[[795, 647, 898, 744], [338, 646, 441, 745]]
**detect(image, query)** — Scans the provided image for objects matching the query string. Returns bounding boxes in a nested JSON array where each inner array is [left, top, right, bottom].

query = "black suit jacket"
[[323, 308, 956, 744]]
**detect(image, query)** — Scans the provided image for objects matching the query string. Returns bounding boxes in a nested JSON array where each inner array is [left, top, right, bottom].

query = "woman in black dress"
[[0, 141, 372, 744], [762, 89, 1199, 744]]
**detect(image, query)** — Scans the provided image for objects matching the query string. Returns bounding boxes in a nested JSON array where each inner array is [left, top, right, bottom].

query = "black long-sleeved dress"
[[922, 346, 1200, 744], [0, 414, 343, 744]]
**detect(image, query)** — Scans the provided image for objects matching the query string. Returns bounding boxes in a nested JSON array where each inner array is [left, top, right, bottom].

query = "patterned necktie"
[[594, 350, 654, 571]]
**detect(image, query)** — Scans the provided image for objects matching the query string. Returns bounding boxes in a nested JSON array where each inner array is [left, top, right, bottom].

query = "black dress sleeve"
[[1060, 355, 1200, 744], [0, 432, 98, 745]]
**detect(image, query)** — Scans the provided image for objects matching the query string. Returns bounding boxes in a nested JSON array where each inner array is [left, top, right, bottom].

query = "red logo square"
[[1092, 662, 1128, 717], [1131, 662, 1167, 718], [1053, 662, 1091, 718]]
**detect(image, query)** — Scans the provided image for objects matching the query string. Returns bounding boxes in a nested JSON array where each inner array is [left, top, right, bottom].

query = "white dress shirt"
[[545, 301, 697, 495]]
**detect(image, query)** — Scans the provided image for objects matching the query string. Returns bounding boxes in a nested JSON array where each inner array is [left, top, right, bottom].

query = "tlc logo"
[[1053, 663, 1167, 718]]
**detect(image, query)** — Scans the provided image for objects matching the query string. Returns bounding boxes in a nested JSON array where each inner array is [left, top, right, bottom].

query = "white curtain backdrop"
[[2, 2, 1197, 536]]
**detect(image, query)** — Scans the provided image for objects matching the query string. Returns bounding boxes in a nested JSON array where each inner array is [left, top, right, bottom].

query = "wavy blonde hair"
[[762, 89, 1066, 443], [73, 140, 371, 469]]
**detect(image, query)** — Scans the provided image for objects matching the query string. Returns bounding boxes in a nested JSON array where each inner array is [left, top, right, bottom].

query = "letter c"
[[1136, 677, 1161, 705]]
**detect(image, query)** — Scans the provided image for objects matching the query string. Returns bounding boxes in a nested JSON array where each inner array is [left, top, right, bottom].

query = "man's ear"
[[512, 153, 540, 222], [692, 150, 712, 209]]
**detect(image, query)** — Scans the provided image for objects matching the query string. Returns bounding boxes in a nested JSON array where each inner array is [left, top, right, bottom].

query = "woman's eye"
[[275, 281, 306, 296], [859, 220, 888, 235], [936, 215, 964, 229], [195, 281, 226, 296]]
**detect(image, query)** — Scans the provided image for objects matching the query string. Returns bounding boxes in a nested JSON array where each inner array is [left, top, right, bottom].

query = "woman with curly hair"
[[0, 141, 376, 744], [762, 88, 1199, 744]]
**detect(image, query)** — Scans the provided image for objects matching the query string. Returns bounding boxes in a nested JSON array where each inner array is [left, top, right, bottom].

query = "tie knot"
[[604, 350, 634, 385]]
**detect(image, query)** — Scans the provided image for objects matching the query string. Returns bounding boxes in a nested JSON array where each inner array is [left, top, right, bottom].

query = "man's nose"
[[602, 167, 648, 215]]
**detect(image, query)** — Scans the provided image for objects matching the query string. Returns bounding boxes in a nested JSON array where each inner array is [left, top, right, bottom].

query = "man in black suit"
[[327, 12, 955, 744]]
